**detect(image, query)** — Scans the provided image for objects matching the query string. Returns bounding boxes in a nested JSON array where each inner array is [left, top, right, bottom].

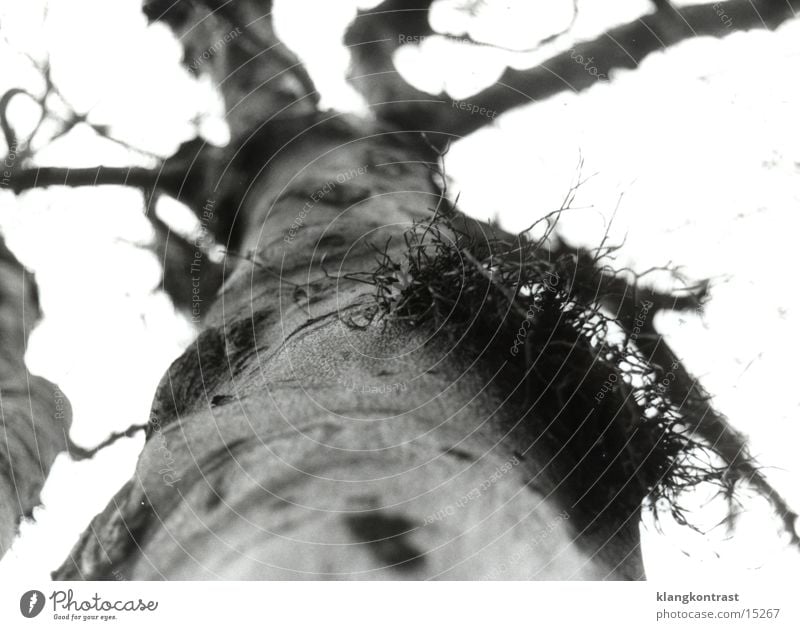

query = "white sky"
[[0, 0, 798, 581]]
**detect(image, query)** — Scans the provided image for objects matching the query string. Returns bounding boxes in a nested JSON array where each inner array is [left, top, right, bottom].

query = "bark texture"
[[56, 112, 640, 579], [0, 237, 71, 557], [54, 0, 800, 580], [46, 0, 639, 578]]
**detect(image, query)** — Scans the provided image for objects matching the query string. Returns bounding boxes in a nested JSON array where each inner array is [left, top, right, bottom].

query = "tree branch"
[[5, 165, 176, 195], [0, 88, 36, 152], [359, 0, 800, 140], [4, 135, 224, 199], [345, 0, 437, 114], [143, 0, 318, 140], [0, 237, 71, 557]]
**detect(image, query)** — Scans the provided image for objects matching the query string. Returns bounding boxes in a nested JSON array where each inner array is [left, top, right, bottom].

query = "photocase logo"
[[20, 590, 45, 618]]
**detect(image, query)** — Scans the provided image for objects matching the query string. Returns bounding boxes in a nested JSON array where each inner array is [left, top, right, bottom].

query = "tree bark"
[[0, 237, 71, 558], [52, 0, 799, 580], [55, 108, 645, 578]]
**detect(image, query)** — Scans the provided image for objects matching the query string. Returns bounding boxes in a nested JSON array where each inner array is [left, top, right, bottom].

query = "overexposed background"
[[0, 0, 798, 580]]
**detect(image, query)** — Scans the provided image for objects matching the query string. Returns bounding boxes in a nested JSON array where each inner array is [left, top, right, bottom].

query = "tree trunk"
[[59, 0, 800, 580], [53, 101, 644, 578]]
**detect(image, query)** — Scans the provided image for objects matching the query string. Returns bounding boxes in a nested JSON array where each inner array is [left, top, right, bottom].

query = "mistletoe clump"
[[354, 200, 798, 547]]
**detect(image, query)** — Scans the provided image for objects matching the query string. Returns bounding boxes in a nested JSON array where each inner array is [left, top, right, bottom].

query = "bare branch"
[[345, 0, 437, 121], [5, 164, 182, 195], [143, 0, 318, 140], [0, 238, 70, 557], [0, 88, 40, 154], [448, 0, 579, 51], [357, 0, 800, 141]]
